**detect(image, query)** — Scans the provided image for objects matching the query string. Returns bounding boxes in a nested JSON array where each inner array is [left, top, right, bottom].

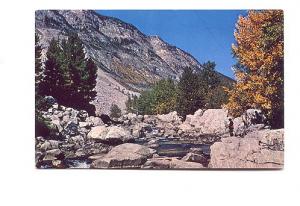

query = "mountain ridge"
[[35, 10, 233, 114]]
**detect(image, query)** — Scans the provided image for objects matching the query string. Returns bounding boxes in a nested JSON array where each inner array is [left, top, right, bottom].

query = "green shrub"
[[35, 114, 56, 138], [110, 104, 122, 118]]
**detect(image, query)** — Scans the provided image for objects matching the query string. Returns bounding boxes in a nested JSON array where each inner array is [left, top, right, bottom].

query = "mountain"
[[35, 10, 233, 114]]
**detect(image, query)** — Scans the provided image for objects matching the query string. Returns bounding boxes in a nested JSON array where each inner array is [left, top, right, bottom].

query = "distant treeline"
[[126, 61, 233, 119]]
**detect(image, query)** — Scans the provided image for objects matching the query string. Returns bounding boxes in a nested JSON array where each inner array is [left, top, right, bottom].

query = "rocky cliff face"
[[35, 10, 207, 114]]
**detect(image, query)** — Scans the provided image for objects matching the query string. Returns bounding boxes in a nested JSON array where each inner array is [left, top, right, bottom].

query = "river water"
[[64, 137, 211, 168]]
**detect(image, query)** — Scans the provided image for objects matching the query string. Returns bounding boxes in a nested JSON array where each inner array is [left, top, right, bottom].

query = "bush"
[[35, 114, 56, 138], [125, 79, 177, 115], [110, 104, 122, 118]]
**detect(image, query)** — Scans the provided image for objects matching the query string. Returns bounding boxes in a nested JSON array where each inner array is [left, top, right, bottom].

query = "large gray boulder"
[[91, 143, 156, 168], [157, 111, 182, 124], [233, 109, 266, 136], [179, 109, 228, 135], [87, 125, 134, 144], [86, 116, 103, 126], [209, 129, 284, 169]]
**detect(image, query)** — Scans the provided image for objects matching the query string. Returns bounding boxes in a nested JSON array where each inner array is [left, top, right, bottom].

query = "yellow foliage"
[[225, 10, 283, 127]]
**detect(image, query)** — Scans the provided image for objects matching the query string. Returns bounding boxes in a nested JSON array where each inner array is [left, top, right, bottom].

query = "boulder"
[[43, 149, 64, 161], [170, 158, 204, 169], [52, 103, 59, 110], [244, 109, 265, 125], [184, 109, 204, 124], [79, 122, 90, 128], [157, 111, 181, 124], [39, 141, 51, 151], [91, 143, 156, 168], [233, 109, 266, 136], [86, 116, 103, 126], [142, 157, 204, 169], [137, 115, 144, 122], [39, 140, 60, 151], [189, 147, 203, 155], [87, 126, 133, 144], [70, 135, 85, 144], [87, 126, 107, 139], [44, 96, 57, 106], [181, 152, 207, 164], [179, 109, 228, 135], [178, 122, 193, 133], [50, 119, 63, 133], [63, 121, 79, 136], [123, 113, 138, 123], [209, 129, 284, 169], [257, 129, 284, 151], [77, 110, 89, 121], [192, 109, 228, 134], [52, 160, 64, 168], [143, 115, 157, 125]]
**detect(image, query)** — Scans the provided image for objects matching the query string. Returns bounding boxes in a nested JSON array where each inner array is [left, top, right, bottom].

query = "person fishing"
[[228, 118, 234, 136]]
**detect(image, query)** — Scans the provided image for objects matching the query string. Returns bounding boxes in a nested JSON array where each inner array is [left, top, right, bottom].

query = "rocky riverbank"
[[36, 97, 284, 169]]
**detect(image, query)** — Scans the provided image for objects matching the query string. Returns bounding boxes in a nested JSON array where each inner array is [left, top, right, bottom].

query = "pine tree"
[[80, 58, 97, 114], [200, 61, 220, 93], [40, 38, 63, 98], [199, 61, 223, 108], [35, 33, 43, 95], [62, 34, 97, 114], [57, 38, 73, 104], [40, 34, 98, 115], [176, 67, 205, 118]]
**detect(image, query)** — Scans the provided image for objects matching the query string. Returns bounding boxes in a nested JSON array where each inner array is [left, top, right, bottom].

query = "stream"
[[63, 137, 212, 168]]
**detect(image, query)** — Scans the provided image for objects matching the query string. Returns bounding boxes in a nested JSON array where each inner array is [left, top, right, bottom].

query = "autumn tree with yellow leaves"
[[225, 10, 284, 128]]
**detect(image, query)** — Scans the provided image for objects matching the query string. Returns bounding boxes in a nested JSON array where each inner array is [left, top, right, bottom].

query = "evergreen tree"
[[206, 86, 229, 109], [40, 34, 97, 115], [63, 34, 97, 114], [176, 67, 205, 118], [40, 38, 63, 98], [110, 104, 122, 118], [200, 61, 220, 93], [57, 38, 73, 104], [35, 33, 43, 95], [136, 91, 155, 115], [199, 61, 222, 108], [79, 58, 97, 114]]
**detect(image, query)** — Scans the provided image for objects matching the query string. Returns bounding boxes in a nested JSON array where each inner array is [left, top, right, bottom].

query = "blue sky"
[[97, 10, 247, 79]]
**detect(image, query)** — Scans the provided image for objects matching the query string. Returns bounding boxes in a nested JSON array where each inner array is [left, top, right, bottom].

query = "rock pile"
[[36, 97, 284, 169]]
